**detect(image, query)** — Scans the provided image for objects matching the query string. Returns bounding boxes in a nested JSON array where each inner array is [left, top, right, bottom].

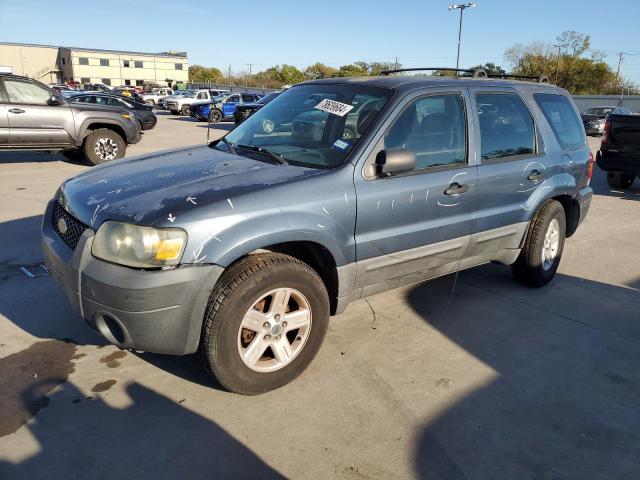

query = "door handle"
[[8, 108, 25, 114], [527, 170, 545, 182], [444, 182, 469, 196]]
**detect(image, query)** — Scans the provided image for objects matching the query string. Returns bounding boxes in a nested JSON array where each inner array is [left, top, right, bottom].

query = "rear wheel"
[[181, 105, 191, 116], [209, 109, 222, 123], [511, 200, 566, 287], [199, 253, 330, 395], [606, 171, 635, 190], [83, 129, 126, 165]]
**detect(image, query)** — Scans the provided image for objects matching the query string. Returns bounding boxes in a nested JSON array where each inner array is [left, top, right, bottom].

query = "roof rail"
[[487, 73, 550, 84], [378, 67, 488, 78]]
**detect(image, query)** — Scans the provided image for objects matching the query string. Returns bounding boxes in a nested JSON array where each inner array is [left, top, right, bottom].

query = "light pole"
[[553, 44, 561, 84], [448, 3, 476, 73]]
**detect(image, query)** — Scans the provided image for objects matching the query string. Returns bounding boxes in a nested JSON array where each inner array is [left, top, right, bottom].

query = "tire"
[[209, 109, 222, 123], [199, 253, 330, 395], [83, 128, 126, 165], [511, 200, 566, 287], [606, 171, 635, 190], [181, 105, 191, 116]]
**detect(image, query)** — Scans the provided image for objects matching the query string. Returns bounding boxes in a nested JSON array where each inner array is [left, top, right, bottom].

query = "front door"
[[1, 78, 74, 146], [354, 90, 477, 291], [223, 94, 241, 117]]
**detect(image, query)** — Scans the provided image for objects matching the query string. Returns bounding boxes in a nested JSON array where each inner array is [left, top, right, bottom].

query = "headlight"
[[121, 112, 137, 122], [92, 221, 187, 268]]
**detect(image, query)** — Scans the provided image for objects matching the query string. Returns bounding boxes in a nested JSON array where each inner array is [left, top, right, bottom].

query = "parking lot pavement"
[[0, 129, 639, 479]]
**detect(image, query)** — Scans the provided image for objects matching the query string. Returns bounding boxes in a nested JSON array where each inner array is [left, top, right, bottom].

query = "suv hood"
[[58, 145, 321, 229]]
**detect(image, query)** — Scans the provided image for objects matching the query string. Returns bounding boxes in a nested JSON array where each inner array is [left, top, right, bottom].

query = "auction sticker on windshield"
[[315, 99, 354, 117]]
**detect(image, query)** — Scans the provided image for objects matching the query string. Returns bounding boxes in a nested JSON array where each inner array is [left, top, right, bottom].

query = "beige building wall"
[[60, 48, 188, 87], [0, 43, 61, 83]]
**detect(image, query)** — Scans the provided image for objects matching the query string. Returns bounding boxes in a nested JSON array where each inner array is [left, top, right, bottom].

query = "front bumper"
[[41, 201, 223, 355]]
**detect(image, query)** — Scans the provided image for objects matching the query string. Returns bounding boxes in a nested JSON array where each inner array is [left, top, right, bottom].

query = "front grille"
[[52, 201, 89, 251]]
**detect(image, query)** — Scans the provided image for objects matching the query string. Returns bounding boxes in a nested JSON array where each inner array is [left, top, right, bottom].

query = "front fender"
[[183, 207, 355, 268]]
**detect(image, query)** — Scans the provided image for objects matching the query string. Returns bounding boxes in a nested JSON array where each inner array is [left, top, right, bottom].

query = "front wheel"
[[181, 105, 191, 116], [83, 129, 126, 165], [199, 253, 329, 395], [209, 109, 222, 123], [606, 171, 635, 190], [511, 200, 566, 287]]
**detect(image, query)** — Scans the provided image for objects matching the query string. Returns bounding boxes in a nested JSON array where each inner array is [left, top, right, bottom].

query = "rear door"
[[1, 77, 74, 146], [223, 94, 241, 117], [354, 90, 478, 291], [467, 88, 544, 257]]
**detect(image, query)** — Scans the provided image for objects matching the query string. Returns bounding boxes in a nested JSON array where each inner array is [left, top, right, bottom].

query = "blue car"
[[191, 93, 262, 122]]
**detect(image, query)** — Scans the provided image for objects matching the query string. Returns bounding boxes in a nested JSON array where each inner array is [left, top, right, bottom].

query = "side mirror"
[[48, 96, 64, 106], [374, 149, 416, 177]]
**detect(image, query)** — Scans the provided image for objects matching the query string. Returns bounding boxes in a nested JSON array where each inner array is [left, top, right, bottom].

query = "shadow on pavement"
[[407, 265, 640, 479], [591, 166, 640, 201], [0, 378, 283, 480]]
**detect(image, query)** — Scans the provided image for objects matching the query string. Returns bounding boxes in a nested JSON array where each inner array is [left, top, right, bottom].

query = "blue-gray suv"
[[42, 71, 594, 394]]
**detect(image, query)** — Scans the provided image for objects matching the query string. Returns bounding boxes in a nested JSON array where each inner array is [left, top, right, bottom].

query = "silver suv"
[[42, 69, 593, 394]]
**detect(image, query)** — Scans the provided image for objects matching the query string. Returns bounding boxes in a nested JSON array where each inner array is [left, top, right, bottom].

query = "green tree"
[[305, 63, 338, 79], [469, 63, 507, 76], [504, 30, 639, 94], [255, 64, 305, 86], [188, 65, 223, 83]]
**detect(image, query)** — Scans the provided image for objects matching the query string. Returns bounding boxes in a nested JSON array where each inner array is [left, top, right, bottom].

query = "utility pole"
[[553, 44, 561, 84], [228, 65, 232, 86], [615, 52, 624, 82], [394, 57, 398, 71], [448, 3, 476, 75], [247, 63, 253, 87]]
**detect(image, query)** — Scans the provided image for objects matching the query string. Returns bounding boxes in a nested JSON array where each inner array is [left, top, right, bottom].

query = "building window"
[[124, 79, 131, 86], [62, 58, 66, 65], [123, 60, 130, 68], [79, 57, 89, 65], [101, 78, 111, 86], [135, 80, 144, 86], [175, 63, 183, 70], [134, 61, 143, 68], [100, 59, 110, 67], [80, 77, 90, 84]]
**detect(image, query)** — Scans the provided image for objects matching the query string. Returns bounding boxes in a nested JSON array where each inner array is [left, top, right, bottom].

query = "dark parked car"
[[69, 92, 157, 130], [581, 106, 631, 136], [596, 113, 640, 189], [234, 91, 282, 124], [42, 71, 593, 394], [0, 73, 141, 164]]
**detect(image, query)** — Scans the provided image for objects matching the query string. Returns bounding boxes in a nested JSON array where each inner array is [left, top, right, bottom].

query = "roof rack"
[[487, 73, 550, 83], [378, 67, 488, 78]]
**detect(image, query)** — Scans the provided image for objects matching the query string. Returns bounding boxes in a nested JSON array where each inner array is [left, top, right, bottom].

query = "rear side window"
[[534, 93, 585, 150], [476, 93, 536, 160]]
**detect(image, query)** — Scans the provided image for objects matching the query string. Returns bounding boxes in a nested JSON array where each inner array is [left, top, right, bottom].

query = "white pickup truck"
[[142, 88, 174, 106], [164, 89, 214, 115]]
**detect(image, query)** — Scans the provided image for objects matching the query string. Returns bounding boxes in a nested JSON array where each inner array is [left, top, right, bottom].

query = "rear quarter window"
[[534, 93, 585, 150]]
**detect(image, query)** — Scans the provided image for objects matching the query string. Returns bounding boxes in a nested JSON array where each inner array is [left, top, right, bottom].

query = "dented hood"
[[57, 145, 321, 229]]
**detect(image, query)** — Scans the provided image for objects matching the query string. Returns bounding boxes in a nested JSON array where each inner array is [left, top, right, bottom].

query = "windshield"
[[258, 92, 280, 104], [218, 84, 393, 169]]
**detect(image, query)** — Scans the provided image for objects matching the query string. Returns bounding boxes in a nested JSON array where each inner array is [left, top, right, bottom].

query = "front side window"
[[477, 93, 536, 160], [222, 84, 393, 169], [70, 95, 92, 104], [227, 95, 240, 103], [94, 96, 121, 107], [4, 80, 52, 104], [383, 94, 467, 169], [196, 92, 207, 99], [534, 93, 585, 150], [100, 59, 109, 67], [79, 57, 89, 65]]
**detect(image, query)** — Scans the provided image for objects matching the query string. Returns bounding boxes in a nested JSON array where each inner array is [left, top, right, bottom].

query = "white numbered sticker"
[[314, 99, 354, 117]]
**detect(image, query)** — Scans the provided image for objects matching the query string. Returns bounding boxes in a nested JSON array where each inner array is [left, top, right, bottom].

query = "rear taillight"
[[586, 151, 595, 185], [601, 117, 611, 144]]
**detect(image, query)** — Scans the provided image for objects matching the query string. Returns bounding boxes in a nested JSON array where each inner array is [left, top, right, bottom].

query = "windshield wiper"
[[237, 144, 288, 165], [214, 136, 237, 155]]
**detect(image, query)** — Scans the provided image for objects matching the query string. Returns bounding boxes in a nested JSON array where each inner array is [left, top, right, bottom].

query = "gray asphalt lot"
[[0, 112, 639, 479]]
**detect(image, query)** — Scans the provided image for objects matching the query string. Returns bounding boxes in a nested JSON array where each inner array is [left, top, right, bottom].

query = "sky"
[[1, 0, 639, 82]]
